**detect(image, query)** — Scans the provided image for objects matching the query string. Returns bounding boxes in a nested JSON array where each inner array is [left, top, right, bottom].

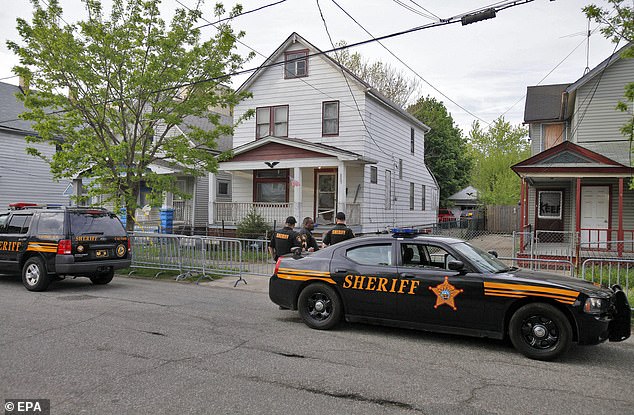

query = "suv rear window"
[[70, 211, 126, 237], [36, 212, 65, 236]]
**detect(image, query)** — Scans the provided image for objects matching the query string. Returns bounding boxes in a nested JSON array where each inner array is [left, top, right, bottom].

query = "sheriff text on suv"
[[0, 203, 131, 291]]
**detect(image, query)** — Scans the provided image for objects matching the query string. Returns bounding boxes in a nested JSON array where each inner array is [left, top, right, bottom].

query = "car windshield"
[[70, 211, 126, 237], [450, 241, 510, 273]]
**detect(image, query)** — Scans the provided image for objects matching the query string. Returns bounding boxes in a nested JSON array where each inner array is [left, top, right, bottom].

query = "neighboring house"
[[0, 81, 70, 208], [212, 33, 439, 234], [133, 112, 233, 234], [512, 42, 634, 258], [447, 185, 479, 218]]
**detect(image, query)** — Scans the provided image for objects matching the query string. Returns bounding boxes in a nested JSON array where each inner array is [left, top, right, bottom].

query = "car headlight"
[[583, 297, 607, 314]]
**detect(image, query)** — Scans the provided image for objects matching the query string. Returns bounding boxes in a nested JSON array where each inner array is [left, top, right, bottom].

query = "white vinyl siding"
[[0, 132, 70, 208]]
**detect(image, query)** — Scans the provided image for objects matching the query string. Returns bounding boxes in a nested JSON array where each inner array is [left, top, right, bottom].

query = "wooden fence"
[[486, 205, 520, 233]]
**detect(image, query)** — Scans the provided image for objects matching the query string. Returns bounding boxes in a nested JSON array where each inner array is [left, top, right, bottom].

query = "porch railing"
[[212, 202, 361, 226], [214, 202, 292, 225], [173, 200, 192, 223]]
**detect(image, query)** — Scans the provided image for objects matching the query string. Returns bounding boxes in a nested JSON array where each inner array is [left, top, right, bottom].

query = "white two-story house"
[[210, 33, 438, 235], [512, 42, 634, 258]]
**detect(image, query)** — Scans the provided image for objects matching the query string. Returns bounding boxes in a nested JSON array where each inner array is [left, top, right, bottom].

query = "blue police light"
[[390, 228, 417, 238]]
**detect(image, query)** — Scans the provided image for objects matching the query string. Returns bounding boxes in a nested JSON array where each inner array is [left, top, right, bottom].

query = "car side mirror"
[[448, 260, 464, 271], [487, 250, 498, 258]]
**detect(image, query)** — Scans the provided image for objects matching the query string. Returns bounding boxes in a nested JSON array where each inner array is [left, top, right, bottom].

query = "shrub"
[[236, 209, 272, 239]]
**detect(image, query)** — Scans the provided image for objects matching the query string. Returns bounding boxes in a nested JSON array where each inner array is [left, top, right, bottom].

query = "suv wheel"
[[90, 269, 115, 285], [22, 257, 50, 292]]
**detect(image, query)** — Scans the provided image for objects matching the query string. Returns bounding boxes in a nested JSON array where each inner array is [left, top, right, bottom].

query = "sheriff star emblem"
[[429, 276, 463, 311]]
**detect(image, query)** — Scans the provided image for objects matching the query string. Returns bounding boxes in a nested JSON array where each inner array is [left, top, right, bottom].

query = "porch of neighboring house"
[[514, 176, 634, 263], [210, 136, 373, 234]]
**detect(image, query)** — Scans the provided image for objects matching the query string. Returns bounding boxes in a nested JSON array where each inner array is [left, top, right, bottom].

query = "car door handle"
[[335, 269, 351, 274], [400, 273, 416, 279]]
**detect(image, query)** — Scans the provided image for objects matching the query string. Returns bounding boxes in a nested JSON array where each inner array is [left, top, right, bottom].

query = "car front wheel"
[[89, 269, 115, 285], [297, 283, 342, 330], [509, 303, 572, 361], [22, 257, 50, 292]]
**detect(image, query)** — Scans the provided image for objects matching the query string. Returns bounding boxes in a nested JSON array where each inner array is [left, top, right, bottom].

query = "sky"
[[0, 0, 620, 134]]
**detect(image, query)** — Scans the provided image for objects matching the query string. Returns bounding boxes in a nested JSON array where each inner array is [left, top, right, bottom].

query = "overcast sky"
[[0, 0, 619, 134]]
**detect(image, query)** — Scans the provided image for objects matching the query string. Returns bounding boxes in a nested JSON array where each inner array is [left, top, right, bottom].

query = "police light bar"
[[8, 202, 41, 210], [390, 228, 418, 238]]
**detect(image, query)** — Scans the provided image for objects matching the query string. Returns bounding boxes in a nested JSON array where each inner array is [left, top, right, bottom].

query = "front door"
[[316, 171, 336, 225], [535, 189, 564, 243], [580, 186, 610, 248]]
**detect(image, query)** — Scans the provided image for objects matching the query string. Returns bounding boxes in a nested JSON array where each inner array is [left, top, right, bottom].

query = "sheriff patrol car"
[[0, 203, 130, 291], [269, 231, 631, 361]]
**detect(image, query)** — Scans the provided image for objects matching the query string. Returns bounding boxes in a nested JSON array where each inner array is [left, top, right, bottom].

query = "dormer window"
[[284, 50, 308, 78]]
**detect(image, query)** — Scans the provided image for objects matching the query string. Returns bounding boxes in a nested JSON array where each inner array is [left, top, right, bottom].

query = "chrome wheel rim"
[[25, 264, 41, 286]]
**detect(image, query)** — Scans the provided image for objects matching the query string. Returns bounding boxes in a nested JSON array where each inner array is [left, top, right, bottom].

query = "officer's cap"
[[285, 216, 297, 225], [336, 212, 346, 220]]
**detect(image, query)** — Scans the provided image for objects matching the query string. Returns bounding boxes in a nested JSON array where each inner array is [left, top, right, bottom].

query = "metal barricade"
[[129, 233, 245, 285], [499, 257, 575, 277]]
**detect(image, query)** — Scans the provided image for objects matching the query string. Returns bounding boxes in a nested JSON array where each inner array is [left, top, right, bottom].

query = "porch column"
[[337, 161, 347, 215], [208, 173, 216, 225], [519, 179, 525, 249], [574, 177, 581, 266], [293, 167, 302, 222], [618, 178, 624, 257]]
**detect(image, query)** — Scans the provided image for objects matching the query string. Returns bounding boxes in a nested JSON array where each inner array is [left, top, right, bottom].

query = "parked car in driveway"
[[437, 208, 456, 223], [269, 230, 631, 361]]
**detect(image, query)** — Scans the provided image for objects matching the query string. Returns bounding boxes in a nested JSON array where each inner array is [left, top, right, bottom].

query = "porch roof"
[[512, 141, 634, 178], [218, 136, 376, 170]]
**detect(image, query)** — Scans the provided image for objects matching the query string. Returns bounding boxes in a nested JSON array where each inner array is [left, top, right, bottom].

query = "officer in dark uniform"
[[298, 217, 319, 252], [322, 211, 355, 246], [269, 216, 302, 260]]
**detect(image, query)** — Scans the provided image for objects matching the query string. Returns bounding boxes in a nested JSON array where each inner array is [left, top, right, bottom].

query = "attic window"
[[284, 50, 308, 78]]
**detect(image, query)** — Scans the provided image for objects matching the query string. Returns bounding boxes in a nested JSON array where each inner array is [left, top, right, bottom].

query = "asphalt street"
[[1, 274, 633, 415]]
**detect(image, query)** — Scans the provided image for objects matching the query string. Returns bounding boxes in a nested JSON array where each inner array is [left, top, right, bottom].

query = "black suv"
[[0, 203, 131, 291]]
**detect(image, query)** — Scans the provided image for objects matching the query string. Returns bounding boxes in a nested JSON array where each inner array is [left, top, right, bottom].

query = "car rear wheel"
[[90, 269, 115, 285], [509, 303, 572, 361], [298, 283, 342, 330], [22, 257, 50, 292]]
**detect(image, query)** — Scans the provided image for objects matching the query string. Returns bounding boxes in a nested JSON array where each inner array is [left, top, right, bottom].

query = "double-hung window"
[[284, 50, 308, 78], [256, 105, 288, 139], [322, 101, 339, 136]]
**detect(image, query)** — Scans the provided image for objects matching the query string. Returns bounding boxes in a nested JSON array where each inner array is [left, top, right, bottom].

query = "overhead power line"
[[0, 0, 539, 125]]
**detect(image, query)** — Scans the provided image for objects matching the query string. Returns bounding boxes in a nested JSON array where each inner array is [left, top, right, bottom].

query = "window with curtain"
[[254, 169, 289, 202], [256, 105, 288, 139], [322, 101, 339, 136]]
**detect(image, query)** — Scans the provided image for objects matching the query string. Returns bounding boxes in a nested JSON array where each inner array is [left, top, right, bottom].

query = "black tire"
[[297, 283, 342, 330], [90, 269, 115, 285], [22, 257, 50, 292], [509, 303, 572, 361]]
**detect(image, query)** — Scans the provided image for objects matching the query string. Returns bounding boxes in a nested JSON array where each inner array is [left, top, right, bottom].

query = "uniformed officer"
[[322, 212, 355, 246], [269, 216, 302, 260], [298, 217, 319, 252]]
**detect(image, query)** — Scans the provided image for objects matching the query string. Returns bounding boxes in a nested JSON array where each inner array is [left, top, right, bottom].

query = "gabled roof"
[[228, 135, 376, 163], [237, 32, 430, 133], [0, 81, 35, 134], [566, 42, 633, 93], [523, 83, 569, 123], [448, 186, 478, 202], [511, 141, 632, 176]]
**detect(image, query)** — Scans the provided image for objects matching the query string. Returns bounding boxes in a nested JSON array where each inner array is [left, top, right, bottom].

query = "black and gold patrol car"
[[269, 231, 631, 360], [0, 203, 130, 291]]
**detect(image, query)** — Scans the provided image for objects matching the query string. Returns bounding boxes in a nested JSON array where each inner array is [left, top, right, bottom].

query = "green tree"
[[236, 208, 271, 239], [467, 117, 529, 205], [7, 0, 252, 230], [584, 1, 633, 175], [333, 42, 420, 107], [408, 96, 472, 207]]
